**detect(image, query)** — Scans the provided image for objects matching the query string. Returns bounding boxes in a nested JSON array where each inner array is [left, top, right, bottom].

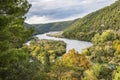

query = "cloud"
[[25, 0, 116, 24], [26, 16, 50, 24]]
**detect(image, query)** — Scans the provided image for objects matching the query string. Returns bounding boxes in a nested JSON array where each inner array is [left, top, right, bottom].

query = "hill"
[[25, 20, 74, 34], [63, 0, 120, 41]]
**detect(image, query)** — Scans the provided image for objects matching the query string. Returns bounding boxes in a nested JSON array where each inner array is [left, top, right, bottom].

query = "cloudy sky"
[[25, 0, 116, 24]]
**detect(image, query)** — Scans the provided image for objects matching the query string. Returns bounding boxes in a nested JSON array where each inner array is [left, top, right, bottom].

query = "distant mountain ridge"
[[24, 20, 74, 34]]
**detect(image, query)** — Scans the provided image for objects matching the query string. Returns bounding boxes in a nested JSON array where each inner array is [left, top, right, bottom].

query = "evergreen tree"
[[0, 0, 35, 80]]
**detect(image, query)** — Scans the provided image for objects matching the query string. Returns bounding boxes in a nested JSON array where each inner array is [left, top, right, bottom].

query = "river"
[[28, 31, 93, 53]]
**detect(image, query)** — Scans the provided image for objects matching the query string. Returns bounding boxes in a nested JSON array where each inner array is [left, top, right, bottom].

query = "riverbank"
[[46, 31, 64, 38], [35, 31, 93, 52]]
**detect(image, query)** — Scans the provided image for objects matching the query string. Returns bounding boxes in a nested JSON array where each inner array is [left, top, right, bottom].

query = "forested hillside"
[[0, 0, 120, 80], [60, 0, 120, 80], [63, 0, 120, 41], [25, 20, 74, 34]]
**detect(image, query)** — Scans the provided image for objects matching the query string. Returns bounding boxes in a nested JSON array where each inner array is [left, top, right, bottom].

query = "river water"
[[30, 31, 93, 53]]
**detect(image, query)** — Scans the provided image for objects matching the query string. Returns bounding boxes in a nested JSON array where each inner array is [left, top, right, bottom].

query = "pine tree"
[[0, 0, 35, 80]]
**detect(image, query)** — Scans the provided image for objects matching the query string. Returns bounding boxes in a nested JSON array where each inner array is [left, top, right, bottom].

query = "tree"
[[60, 49, 91, 80], [0, 0, 35, 80], [113, 66, 120, 80], [0, 0, 32, 48], [100, 30, 117, 42]]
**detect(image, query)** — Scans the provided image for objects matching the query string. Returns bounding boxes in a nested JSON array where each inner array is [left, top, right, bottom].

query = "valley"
[[0, 0, 120, 80]]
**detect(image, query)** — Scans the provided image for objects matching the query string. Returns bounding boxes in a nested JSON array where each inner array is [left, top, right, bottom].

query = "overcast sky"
[[25, 0, 116, 24]]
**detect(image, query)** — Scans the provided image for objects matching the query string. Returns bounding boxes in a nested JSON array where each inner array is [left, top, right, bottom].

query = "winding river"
[[28, 31, 93, 53]]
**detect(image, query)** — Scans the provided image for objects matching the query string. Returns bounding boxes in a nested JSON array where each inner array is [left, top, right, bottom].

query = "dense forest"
[[28, 38, 66, 58], [0, 0, 120, 80], [0, 0, 35, 80], [63, 0, 120, 41]]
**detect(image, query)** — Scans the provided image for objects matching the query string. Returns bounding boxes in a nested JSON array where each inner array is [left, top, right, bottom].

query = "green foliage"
[[27, 39, 66, 73], [0, 0, 36, 80], [92, 63, 102, 78], [29, 39, 66, 58], [98, 64, 113, 79], [55, 49, 92, 80], [92, 30, 118, 44], [26, 1, 120, 79], [0, 0, 33, 48], [32, 72, 49, 80], [0, 0, 120, 79], [50, 60, 70, 80], [113, 40, 120, 58], [63, 0, 120, 41], [113, 66, 120, 80], [82, 30, 120, 80], [62, 49, 91, 69], [0, 48, 39, 80], [25, 20, 73, 34]]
